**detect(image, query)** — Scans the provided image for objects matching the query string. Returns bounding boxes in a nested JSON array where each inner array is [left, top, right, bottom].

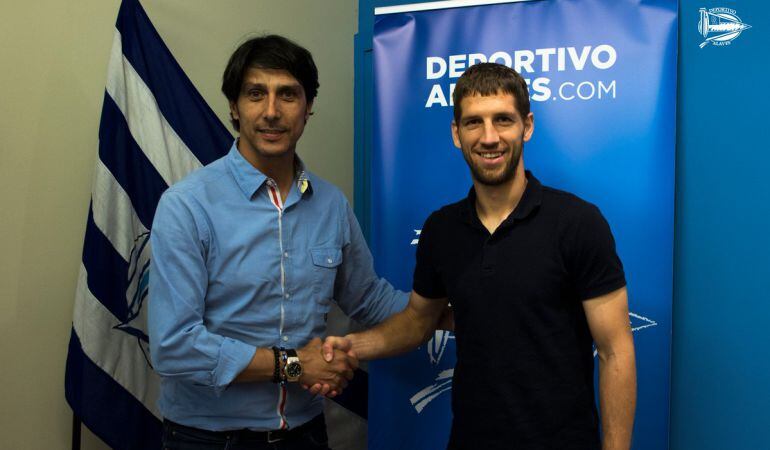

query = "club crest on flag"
[[113, 232, 153, 366]]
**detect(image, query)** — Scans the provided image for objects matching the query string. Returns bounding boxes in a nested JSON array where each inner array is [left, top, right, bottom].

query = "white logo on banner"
[[698, 8, 751, 48], [411, 229, 422, 246]]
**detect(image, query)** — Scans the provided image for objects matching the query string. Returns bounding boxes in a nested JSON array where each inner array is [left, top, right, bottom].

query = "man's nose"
[[264, 94, 281, 121], [480, 122, 499, 147]]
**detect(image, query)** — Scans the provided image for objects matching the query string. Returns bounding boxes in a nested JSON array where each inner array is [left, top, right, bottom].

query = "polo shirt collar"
[[226, 140, 313, 199], [460, 170, 543, 227]]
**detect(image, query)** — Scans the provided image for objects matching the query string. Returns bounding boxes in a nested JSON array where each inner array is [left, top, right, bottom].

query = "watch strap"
[[283, 348, 302, 382]]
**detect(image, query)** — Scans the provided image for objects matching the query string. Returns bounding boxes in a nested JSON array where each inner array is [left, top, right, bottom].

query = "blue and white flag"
[[64, 1, 232, 448]]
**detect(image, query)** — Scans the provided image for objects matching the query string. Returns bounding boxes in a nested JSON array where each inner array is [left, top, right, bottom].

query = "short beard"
[[465, 146, 522, 186]]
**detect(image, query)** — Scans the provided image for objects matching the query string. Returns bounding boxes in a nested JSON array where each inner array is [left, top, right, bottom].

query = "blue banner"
[[367, 1, 677, 449]]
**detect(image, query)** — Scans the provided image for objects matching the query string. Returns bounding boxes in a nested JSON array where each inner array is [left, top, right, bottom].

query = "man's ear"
[[305, 101, 314, 123], [451, 120, 461, 149], [523, 112, 534, 142], [229, 101, 239, 121]]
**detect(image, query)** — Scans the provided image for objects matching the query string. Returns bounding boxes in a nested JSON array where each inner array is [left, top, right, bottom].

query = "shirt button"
[[284, 293, 290, 299], [282, 336, 289, 342], [284, 252, 289, 258], [326, 258, 333, 264]]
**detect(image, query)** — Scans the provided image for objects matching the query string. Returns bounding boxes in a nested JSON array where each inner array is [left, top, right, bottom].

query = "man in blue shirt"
[[148, 35, 408, 449]]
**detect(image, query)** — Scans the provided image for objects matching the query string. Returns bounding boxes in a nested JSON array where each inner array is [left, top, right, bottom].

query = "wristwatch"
[[283, 349, 302, 382]]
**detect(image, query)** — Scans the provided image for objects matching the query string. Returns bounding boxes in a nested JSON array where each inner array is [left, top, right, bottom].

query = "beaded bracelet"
[[271, 346, 281, 383]]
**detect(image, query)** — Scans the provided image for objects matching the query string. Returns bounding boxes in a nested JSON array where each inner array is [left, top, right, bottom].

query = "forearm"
[[151, 326, 258, 390], [598, 346, 636, 450], [233, 347, 275, 383], [349, 302, 440, 361]]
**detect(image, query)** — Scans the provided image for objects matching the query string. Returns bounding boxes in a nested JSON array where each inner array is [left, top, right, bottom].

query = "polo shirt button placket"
[[482, 240, 495, 276]]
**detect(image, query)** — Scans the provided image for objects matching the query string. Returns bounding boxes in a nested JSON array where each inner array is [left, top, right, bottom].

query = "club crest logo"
[[114, 232, 153, 367], [698, 8, 751, 48]]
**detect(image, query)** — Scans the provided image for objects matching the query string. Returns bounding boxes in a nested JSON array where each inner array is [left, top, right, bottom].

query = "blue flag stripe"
[[115, 0, 232, 166], [66, 328, 162, 450], [82, 206, 130, 322], [98, 92, 168, 228]]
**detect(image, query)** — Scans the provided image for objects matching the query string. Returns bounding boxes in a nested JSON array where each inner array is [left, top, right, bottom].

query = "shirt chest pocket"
[[310, 247, 342, 303]]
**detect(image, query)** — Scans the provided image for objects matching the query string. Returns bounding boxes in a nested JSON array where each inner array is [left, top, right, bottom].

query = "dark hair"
[[452, 63, 530, 123], [221, 34, 319, 131]]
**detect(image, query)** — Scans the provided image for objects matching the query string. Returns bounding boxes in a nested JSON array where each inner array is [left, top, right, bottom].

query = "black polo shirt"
[[414, 172, 625, 450]]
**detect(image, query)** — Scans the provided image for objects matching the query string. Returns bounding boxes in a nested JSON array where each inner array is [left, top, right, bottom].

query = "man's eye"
[[248, 90, 265, 100], [464, 119, 481, 127], [496, 116, 514, 124], [280, 91, 298, 101]]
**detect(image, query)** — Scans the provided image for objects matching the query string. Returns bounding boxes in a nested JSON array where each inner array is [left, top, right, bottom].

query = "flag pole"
[[71, 414, 81, 450]]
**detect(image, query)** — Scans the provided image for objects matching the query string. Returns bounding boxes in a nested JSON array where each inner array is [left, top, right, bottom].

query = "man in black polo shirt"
[[320, 63, 636, 449]]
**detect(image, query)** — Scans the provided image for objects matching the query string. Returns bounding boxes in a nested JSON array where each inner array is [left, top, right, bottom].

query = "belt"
[[164, 414, 324, 444]]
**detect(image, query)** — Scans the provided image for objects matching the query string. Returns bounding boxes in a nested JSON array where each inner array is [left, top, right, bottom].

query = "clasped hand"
[[298, 336, 355, 398]]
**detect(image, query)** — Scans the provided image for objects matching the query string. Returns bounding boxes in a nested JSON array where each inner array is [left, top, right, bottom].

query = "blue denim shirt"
[[148, 142, 408, 431]]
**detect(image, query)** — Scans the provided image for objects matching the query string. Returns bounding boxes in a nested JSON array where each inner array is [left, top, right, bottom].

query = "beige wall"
[[0, 1, 357, 448]]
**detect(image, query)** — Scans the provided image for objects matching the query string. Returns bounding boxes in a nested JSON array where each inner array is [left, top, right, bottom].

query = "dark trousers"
[[162, 415, 330, 450]]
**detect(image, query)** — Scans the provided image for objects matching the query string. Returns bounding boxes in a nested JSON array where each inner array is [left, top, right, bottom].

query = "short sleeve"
[[563, 204, 626, 301], [412, 212, 447, 299]]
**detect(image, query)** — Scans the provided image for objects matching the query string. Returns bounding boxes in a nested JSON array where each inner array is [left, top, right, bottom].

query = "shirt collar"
[[226, 140, 313, 199], [459, 170, 543, 227]]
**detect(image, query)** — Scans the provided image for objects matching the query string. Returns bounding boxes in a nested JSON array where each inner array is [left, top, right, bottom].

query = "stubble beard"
[[464, 145, 522, 187]]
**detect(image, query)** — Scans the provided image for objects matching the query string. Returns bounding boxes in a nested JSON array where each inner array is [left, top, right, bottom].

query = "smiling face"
[[451, 92, 534, 186], [229, 67, 313, 164]]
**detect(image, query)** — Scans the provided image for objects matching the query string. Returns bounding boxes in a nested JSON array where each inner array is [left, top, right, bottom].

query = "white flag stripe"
[[91, 157, 148, 262], [106, 30, 202, 186], [73, 264, 161, 419]]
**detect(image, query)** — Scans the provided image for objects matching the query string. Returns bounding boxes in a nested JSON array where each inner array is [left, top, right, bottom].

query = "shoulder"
[[306, 171, 346, 200], [156, 157, 229, 219], [539, 185, 617, 262], [418, 198, 467, 243], [428, 198, 466, 224], [541, 184, 596, 213], [164, 156, 229, 199], [304, 171, 351, 214], [540, 184, 604, 226]]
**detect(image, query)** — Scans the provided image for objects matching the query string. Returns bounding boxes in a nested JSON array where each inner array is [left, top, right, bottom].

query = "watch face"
[[286, 361, 302, 378]]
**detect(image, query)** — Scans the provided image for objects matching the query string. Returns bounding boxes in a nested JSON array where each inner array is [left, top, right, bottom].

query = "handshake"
[[291, 297, 453, 397], [295, 335, 358, 398]]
